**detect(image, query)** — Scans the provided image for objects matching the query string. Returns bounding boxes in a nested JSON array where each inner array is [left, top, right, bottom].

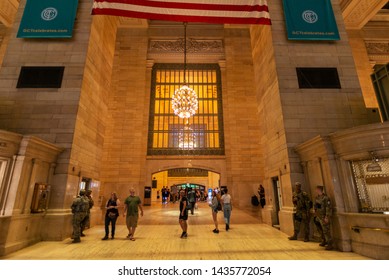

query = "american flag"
[[92, 0, 271, 25]]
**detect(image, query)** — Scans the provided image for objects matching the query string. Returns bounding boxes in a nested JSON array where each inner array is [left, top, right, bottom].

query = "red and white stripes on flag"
[[92, 0, 271, 25]]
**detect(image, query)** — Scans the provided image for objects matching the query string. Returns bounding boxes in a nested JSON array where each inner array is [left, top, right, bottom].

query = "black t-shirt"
[[180, 196, 188, 213]]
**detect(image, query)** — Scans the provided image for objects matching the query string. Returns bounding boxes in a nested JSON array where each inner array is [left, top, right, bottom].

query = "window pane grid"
[[148, 64, 225, 156]]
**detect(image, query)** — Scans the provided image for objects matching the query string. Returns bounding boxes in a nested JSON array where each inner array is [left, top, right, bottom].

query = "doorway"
[[151, 168, 220, 203], [272, 176, 282, 227], [80, 177, 92, 192]]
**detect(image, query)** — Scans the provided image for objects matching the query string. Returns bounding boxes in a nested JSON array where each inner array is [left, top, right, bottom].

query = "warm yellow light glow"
[[178, 125, 197, 148], [172, 85, 198, 118]]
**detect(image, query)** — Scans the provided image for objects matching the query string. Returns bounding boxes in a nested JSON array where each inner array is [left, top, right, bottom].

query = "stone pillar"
[[223, 27, 263, 209], [347, 30, 378, 108], [3, 155, 25, 216], [99, 27, 149, 205]]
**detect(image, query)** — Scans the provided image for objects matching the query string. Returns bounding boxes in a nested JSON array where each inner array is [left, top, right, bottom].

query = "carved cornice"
[[341, 0, 388, 30], [365, 42, 389, 54], [148, 38, 224, 54], [366, 41, 389, 63], [368, 54, 389, 65]]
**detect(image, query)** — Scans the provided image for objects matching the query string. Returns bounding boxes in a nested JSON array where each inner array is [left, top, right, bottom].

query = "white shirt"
[[221, 194, 231, 204]]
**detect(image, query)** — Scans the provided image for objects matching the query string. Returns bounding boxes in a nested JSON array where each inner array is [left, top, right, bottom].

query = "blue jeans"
[[223, 204, 231, 225]]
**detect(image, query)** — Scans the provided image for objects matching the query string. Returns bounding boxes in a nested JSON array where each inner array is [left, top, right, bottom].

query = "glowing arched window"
[[147, 64, 225, 155]]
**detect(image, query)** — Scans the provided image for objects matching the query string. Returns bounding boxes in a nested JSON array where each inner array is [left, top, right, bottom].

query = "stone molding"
[[365, 42, 389, 54], [149, 38, 224, 54]]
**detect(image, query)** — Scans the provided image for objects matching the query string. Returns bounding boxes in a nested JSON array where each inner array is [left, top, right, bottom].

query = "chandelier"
[[172, 22, 198, 119]]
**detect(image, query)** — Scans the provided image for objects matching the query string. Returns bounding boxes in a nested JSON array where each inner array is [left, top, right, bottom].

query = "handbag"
[[108, 212, 116, 218]]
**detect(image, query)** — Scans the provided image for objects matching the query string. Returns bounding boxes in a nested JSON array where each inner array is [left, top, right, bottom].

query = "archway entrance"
[[151, 168, 220, 203]]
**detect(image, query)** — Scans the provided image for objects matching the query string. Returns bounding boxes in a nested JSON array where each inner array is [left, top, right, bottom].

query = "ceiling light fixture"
[[171, 22, 198, 119]]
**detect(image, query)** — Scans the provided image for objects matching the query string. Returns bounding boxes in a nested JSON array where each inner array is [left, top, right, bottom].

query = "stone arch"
[[144, 158, 227, 187]]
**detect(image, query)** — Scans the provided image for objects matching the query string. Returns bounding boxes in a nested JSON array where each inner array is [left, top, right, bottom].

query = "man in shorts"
[[123, 188, 143, 241], [179, 189, 188, 238]]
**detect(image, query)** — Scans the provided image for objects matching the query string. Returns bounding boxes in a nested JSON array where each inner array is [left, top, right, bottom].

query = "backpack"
[[217, 199, 222, 211], [251, 195, 260, 206]]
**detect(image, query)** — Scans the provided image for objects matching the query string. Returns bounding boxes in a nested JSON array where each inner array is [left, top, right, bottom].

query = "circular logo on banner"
[[302, 10, 318, 24], [41, 7, 58, 21]]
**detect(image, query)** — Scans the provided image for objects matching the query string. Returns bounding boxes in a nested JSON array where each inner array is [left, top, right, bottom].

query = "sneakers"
[[80, 233, 86, 237], [288, 235, 297, 240], [102, 236, 108, 240], [319, 241, 327, 247], [72, 238, 81, 243], [304, 238, 309, 242], [213, 229, 219, 234], [180, 232, 188, 238], [226, 224, 230, 231]]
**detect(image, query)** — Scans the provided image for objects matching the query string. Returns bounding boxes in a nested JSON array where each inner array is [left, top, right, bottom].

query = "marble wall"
[[0, 130, 62, 256], [0, 0, 119, 249], [249, 0, 375, 234], [295, 122, 389, 259]]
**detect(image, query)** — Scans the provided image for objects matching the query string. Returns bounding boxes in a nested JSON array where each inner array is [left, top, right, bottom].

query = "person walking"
[[123, 188, 143, 241], [288, 182, 312, 242], [210, 190, 221, 233], [187, 187, 196, 215], [70, 189, 89, 243], [258, 185, 266, 208], [314, 185, 333, 250], [102, 192, 120, 240], [179, 189, 188, 238], [221, 189, 232, 231]]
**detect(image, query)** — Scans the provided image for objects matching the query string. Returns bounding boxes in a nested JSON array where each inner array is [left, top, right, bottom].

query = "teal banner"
[[282, 0, 340, 40], [17, 0, 78, 38]]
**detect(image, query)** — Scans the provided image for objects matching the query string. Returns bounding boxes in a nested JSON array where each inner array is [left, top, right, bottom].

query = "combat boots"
[[288, 231, 298, 240]]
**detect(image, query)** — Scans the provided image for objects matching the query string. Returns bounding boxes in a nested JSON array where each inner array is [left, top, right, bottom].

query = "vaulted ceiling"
[[0, 0, 19, 27]]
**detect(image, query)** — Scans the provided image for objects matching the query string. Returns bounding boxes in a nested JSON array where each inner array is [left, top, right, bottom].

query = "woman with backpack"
[[209, 190, 221, 233]]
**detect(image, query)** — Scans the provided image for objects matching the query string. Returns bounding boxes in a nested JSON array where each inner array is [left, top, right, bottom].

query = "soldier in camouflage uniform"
[[288, 182, 312, 242], [313, 216, 325, 246], [80, 189, 94, 236], [314, 185, 333, 250], [71, 189, 89, 243]]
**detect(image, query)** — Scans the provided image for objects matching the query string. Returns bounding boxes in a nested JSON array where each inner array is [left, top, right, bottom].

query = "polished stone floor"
[[2, 202, 370, 260]]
